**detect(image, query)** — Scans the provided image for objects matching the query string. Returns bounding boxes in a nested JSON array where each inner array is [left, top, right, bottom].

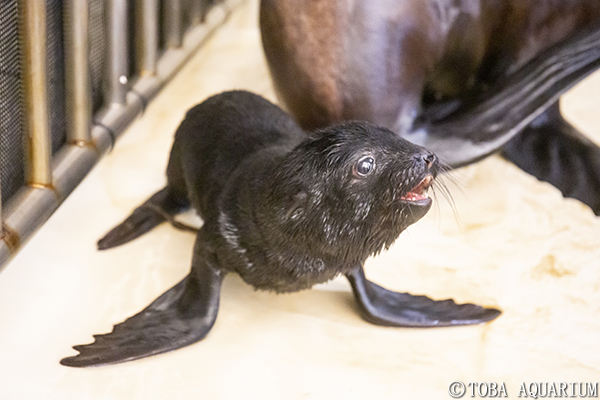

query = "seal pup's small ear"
[[285, 191, 308, 219]]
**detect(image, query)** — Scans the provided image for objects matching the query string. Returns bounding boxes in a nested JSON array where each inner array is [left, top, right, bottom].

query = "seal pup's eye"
[[354, 156, 375, 177]]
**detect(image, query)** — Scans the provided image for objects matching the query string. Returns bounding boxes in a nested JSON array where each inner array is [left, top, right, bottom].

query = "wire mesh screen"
[[89, 0, 106, 113], [0, 1, 25, 205], [47, 0, 67, 155], [159, 1, 167, 52], [128, 0, 137, 78]]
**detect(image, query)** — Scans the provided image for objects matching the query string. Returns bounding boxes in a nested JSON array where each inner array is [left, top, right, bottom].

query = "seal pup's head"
[[265, 121, 438, 264]]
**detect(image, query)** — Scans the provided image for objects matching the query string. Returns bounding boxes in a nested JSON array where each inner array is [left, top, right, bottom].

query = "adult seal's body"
[[260, 0, 600, 213], [61, 91, 499, 367]]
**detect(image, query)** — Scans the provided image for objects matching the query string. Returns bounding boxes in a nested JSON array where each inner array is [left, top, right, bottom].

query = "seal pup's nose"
[[418, 151, 437, 169]]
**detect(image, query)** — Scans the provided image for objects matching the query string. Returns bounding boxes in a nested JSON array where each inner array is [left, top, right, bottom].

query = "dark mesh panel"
[[128, 0, 136, 78], [47, 0, 66, 154], [0, 1, 25, 205], [89, 0, 105, 112], [159, 1, 166, 52]]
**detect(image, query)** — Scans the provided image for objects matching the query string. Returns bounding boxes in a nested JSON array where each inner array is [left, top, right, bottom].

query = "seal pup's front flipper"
[[406, 26, 600, 168], [61, 234, 223, 367], [346, 266, 500, 327], [97, 187, 190, 250]]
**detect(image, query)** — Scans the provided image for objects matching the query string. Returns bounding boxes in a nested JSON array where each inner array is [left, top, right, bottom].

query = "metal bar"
[[0, 0, 245, 271], [164, 0, 183, 49], [105, 0, 129, 106], [155, 0, 233, 81], [21, 0, 52, 187], [64, 0, 92, 144], [136, 0, 160, 76], [189, 0, 204, 26]]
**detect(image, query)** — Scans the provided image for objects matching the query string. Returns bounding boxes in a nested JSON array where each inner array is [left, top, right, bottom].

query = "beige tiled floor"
[[1, 1, 600, 399]]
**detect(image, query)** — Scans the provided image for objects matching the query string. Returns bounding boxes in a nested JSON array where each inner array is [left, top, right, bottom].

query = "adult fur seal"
[[60, 91, 500, 367], [260, 0, 600, 214]]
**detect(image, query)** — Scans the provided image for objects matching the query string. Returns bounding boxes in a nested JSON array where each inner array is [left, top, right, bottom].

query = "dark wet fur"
[[61, 91, 499, 368]]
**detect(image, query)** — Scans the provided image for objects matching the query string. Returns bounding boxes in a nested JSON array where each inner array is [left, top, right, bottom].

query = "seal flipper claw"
[[408, 26, 600, 168], [61, 235, 223, 367], [346, 267, 500, 327], [98, 187, 189, 250]]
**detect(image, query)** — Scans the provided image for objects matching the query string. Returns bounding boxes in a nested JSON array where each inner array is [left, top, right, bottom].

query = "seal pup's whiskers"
[[431, 162, 463, 230]]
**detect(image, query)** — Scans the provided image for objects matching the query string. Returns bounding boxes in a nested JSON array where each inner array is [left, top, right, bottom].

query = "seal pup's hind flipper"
[[61, 235, 223, 367], [407, 26, 600, 168], [97, 187, 190, 250], [346, 267, 500, 327]]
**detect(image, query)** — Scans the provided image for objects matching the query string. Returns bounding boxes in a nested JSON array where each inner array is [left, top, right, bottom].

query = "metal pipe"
[[189, 0, 204, 26], [64, 0, 92, 144], [136, 0, 159, 76], [20, 0, 52, 187], [164, 0, 183, 49], [0, 0, 245, 271], [105, 0, 129, 106]]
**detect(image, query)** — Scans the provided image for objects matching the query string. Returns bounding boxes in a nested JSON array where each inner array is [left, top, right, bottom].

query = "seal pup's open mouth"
[[400, 175, 433, 204]]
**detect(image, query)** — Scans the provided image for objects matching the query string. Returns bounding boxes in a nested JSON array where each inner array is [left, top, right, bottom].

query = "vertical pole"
[[189, 0, 203, 26], [136, 0, 159, 76], [164, 0, 183, 49], [21, 0, 52, 187], [64, 0, 92, 145], [105, 0, 129, 106]]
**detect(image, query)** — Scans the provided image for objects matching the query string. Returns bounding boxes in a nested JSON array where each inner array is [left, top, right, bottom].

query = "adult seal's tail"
[[60, 91, 500, 368]]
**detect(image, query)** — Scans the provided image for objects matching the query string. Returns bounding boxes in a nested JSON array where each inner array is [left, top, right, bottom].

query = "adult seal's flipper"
[[346, 267, 500, 327], [97, 187, 190, 250], [61, 235, 223, 367], [503, 103, 600, 215], [406, 26, 600, 168]]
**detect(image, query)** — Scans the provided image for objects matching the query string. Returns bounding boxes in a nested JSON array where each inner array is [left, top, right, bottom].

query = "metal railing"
[[0, 0, 244, 271]]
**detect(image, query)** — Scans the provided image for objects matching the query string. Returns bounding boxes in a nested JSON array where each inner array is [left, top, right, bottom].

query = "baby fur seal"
[[60, 91, 499, 368]]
